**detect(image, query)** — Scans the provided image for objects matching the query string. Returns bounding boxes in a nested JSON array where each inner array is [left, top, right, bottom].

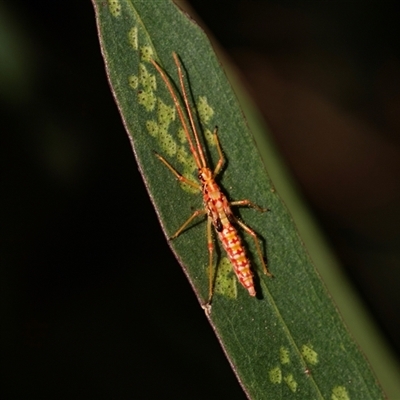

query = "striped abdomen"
[[218, 224, 256, 296]]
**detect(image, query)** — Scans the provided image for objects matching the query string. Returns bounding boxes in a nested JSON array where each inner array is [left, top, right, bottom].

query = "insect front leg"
[[154, 152, 201, 190], [212, 127, 225, 177]]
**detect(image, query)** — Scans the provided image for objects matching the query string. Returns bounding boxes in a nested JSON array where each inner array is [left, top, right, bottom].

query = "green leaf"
[[92, 0, 387, 398]]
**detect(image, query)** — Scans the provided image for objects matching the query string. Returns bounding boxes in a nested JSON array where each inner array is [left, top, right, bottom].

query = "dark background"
[[2, 0, 400, 398], [191, 0, 400, 357]]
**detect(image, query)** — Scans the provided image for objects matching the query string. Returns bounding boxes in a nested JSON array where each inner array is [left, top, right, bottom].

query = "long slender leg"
[[230, 199, 270, 275], [154, 152, 201, 190], [235, 218, 272, 277], [212, 127, 225, 177], [230, 199, 268, 213], [170, 209, 206, 239], [205, 216, 215, 306]]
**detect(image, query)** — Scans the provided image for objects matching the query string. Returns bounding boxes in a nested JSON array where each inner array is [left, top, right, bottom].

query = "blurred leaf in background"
[[186, 0, 400, 359]]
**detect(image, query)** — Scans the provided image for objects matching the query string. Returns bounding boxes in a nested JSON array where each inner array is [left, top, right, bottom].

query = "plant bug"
[[151, 53, 272, 308]]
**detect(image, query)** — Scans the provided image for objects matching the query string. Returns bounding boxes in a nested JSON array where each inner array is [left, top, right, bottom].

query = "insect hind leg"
[[234, 215, 272, 277], [230, 199, 268, 213], [206, 216, 216, 307]]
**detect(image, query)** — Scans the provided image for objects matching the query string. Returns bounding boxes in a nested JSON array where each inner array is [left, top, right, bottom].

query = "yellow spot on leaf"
[[139, 63, 156, 92], [107, 0, 121, 17], [185, 154, 197, 173], [138, 90, 156, 112], [332, 386, 350, 400], [177, 127, 187, 144], [157, 99, 175, 126], [279, 346, 290, 365], [128, 74, 139, 89], [301, 344, 318, 365], [283, 374, 297, 393], [146, 120, 158, 137], [140, 46, 154, 63], [268, 367, 282, 384], [214, 257, 237, 299], [158, 129, 177, 158], [128, 27, 138, 50], [204, 128, 215, 147], [197, 96, 214, 124], [176, 145, 189, 166]]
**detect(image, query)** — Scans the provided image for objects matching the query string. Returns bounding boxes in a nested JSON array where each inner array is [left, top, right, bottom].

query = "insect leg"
[[154, 152, 201, 190], [170, 209, 206, 240], [235, 218, 272, 277], [212, 127, 225, 176], [206, 215, 215, 306], [230, 199, 268, 213]]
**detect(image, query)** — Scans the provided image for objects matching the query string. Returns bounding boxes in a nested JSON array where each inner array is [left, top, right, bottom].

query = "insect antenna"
[[172, 52, 207, 169], [151, 55, 205, 169]]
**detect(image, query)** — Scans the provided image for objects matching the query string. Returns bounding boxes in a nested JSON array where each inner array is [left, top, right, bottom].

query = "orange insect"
[[151, 53, 272, 307]]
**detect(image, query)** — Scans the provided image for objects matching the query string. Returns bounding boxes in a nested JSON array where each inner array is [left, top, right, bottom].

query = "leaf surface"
[[92, 1, 385, 398]]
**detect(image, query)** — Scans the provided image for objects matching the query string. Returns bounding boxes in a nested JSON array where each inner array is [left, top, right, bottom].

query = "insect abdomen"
[[219, 225, 256, 296]]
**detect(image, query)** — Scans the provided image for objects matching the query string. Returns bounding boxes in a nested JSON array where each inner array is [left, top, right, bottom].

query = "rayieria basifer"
[[151, 53, 272, 309]]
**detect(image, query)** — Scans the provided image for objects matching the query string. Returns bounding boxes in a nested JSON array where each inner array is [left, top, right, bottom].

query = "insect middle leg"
[[167, 204, 214, 309], [154, 152, 206, 238], [169, 206, 216, 307], [154, 152, 201, 191]]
